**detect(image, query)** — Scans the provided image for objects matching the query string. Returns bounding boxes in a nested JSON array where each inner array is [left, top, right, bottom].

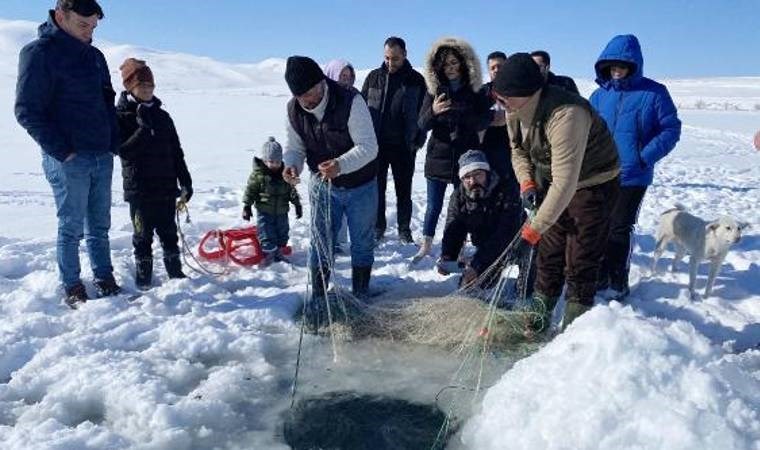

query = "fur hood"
[[423, 37, 482, 95]]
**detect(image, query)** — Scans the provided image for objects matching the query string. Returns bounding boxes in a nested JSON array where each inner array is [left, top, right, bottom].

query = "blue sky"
[[2, 0, 758, 78]]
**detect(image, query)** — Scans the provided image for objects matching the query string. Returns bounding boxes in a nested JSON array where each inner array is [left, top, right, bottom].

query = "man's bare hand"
[[283, 166, 300, 185], [318, 159, 341, 180]]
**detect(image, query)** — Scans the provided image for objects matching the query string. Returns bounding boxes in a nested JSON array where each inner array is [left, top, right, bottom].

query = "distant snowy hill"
[[3, 18, 760, 107]]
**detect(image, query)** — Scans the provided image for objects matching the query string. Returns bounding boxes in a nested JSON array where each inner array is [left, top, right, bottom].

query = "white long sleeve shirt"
[[283, 82, 378, 176]]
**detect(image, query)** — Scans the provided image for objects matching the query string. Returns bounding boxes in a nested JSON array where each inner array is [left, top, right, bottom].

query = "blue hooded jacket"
[[15, 11, 119, 161], [590, 34, 681, 186]]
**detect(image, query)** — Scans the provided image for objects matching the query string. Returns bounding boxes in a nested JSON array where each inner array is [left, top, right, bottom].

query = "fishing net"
[[289, 178, 553, 449], [298, 179, 552, 353]]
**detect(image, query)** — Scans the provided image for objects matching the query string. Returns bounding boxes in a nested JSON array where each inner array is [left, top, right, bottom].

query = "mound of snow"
[[461, 304, 760, 450]]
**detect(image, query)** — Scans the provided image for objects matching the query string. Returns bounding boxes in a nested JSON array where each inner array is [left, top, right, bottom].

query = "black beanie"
[[285, 56, 325, 96], [492, 52, 545, 97]]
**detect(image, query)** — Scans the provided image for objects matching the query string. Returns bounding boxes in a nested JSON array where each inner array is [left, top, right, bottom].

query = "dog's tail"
[[661, 203, 686, 216]]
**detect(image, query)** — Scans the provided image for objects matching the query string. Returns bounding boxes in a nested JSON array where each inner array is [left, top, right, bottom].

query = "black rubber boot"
[[135, 258, 153, 290], [310, 266, 330, 301], [164, 253, 187, 279], [351, 266, 372, 298]]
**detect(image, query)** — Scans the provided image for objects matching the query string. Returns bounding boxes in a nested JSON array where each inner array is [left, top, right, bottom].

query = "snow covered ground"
[[1, 18, 759, 450]]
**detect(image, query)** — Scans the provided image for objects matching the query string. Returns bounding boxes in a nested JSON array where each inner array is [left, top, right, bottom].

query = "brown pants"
[[535, 178, 620, 306]]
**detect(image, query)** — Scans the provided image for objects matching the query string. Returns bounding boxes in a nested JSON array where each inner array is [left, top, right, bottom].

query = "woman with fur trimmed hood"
[[413, 37, 491, 262]]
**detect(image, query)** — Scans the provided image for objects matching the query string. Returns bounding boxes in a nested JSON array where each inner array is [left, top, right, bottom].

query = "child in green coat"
[[242, 137, 302, 265]]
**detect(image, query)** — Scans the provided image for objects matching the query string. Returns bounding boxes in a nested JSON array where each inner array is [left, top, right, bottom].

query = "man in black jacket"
[[437, 150, 522, 287], [361, 36, 427, 244], [530, 50, 580, 95]]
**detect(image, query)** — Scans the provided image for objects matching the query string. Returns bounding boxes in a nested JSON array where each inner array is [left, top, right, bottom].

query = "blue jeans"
[[422, 177, 460, 238], [309, 175, 377, 269], [256, 211, 290, 252], [42, 152, 114, 288]]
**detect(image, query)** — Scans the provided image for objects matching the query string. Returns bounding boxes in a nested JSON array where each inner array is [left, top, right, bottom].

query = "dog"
[[652, 204, 749, 298]]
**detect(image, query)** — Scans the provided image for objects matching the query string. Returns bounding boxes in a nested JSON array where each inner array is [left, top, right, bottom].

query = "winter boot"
[[310, 267, 330, 301], [94, 276, 122, 298], [273, 248, 291, 264], [399, 228, 414, 245], [259, 250, 276, 268], [561, 301, 591, 331], [164, 254, 187, 279], [607, 271, 631, 302], [64, 283, 89, 309], [351, 266, 372, 298], [411, 236, 433, 264], [305, 267, 330, 328], [524, 291, 559, 333], [135, 258, 153, 290]]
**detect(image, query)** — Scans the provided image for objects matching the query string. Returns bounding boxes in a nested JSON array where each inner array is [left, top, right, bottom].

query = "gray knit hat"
[[458, 150, 490, 178], [259, 136, 283, 162]]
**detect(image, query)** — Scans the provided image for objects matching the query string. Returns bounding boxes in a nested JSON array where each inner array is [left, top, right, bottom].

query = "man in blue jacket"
[[15, 0, 121, 308], [590, 34, 681, 300]]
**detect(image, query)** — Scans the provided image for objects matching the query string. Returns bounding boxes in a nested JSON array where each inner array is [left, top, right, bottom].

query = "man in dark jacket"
[[15, 0, 121, 307], [361, 36, 426, 244], [437, 150, 522, 287], [116, 58, 193, 289], [282, 56, 379, 299], [530, 50, 580, 95]]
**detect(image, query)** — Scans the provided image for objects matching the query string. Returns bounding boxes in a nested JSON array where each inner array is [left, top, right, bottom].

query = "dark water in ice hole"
[[227, 333, 544, 450]]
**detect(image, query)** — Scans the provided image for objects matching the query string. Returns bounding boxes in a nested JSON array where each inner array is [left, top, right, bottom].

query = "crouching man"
[[436, 150, 522, 288], [492, 53, 621, 331]]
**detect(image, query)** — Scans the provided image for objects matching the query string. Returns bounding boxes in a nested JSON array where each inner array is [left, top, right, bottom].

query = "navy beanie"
[[492, 52, 545, 97], [285, 56, 325, 96]]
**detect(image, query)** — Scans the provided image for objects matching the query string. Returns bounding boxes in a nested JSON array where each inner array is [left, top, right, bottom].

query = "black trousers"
[[129, 199, 180, 260], [376, 143, 415, 234], [600, 185, 647, 289]]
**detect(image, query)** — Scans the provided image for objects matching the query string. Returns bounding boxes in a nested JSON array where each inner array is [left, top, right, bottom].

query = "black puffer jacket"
[[418, 37, 491, 183], [116, 92, 192, 203], [441, 174, 522, 274]]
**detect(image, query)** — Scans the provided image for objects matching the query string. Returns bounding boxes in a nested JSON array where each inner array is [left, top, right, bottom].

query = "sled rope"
[[175, 200, 229, 277]]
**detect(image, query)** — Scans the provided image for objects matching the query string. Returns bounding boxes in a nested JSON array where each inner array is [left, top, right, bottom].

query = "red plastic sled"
[[198, 226, 291, 266]]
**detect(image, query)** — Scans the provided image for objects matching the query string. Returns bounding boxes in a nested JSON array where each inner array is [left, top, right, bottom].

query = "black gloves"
[[242, 205, 252, 221]]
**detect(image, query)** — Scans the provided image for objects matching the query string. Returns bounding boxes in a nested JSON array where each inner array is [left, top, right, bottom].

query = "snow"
[[461, 305, 760, 450], [1, 17, 759, 450]]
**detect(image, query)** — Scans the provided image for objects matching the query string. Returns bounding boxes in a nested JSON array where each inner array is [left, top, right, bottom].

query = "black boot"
[[351, 266, 372, 298], [310, 266, 330, 301], [94, 276, 122, 298], [64, 283, 89, 309], [135, 258, 153, 290], [305, 267, 330, 330], [164, 253, 187, 279]]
